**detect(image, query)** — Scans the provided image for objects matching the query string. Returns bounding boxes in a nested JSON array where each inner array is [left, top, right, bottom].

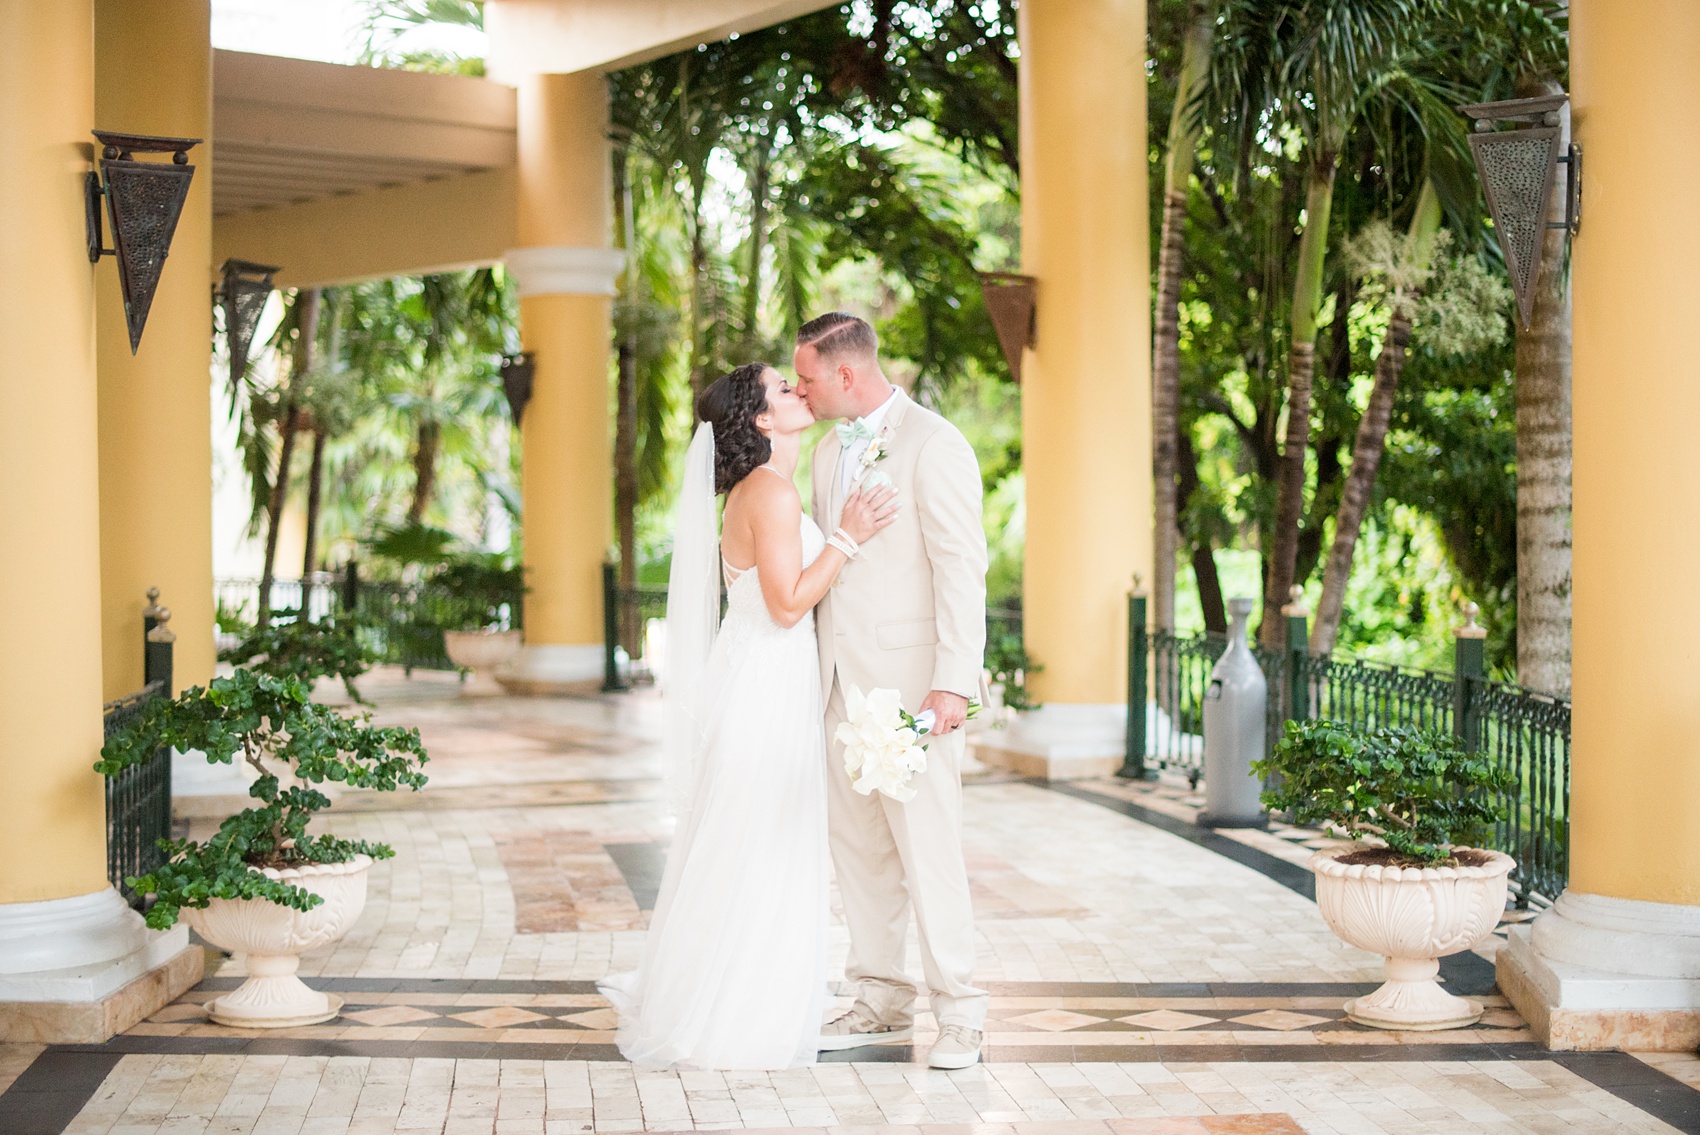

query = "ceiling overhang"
[[484, 0, 840, 80], [212, 49, 517, 219]]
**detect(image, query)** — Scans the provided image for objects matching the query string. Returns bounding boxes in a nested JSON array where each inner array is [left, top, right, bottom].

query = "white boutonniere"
[[854, 433, 893, 492]]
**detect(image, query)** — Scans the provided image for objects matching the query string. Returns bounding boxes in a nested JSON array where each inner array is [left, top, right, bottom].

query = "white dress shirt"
[[839, 388, 900, 497]]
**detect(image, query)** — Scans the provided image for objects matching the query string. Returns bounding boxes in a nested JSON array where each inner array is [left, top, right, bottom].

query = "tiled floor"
[[4, 668, 1697, 1135]]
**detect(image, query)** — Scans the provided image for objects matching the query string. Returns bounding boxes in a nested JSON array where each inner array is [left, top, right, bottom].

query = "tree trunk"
[[1515, 83, 1573, 695], [1151, 4, 1214, 633], [408, 418, 440, 525], [1176, 426, 1227, 634], [1312, 181, 1443, 655], [258, 288, 319, 628], [1260, 152, 1338, 647], [742, 143, 771, 349], [614, 150, 641, 654], [301, 428, 327, 613]]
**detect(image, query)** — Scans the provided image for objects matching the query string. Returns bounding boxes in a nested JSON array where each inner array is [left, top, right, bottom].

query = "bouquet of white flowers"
[[835, 685, 979, 802]]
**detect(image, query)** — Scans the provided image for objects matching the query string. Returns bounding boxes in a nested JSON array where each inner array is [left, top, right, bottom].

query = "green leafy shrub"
[[985, 634, 1041, 713], [218, 614, 379, 703], [95, 669, 428, 930], [431, 553, 526, 632], [1252, 720, 1513, 866]]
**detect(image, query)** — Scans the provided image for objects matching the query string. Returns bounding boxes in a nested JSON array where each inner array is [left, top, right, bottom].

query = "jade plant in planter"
[[96, 669, 427, 1028], [219, 614, 379, 704], [434, 554, 526, 693], [1253, 720, 1516, 1030]]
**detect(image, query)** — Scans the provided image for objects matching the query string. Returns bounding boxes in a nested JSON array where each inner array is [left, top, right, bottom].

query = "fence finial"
[[1456, 599, 1487, 640], [146, 588, 176, 645], [1280, 584, 1309, 618], [1130, 570, 1145, 596], [147, 607, 176, 644]]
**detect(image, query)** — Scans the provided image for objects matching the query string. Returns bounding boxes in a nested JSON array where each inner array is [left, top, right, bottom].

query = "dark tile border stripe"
[[1030, 779, 1499, 995], [194, 976, 606, 994], [193, 975, 1396, 998], [0, 1049, 122, 1135]]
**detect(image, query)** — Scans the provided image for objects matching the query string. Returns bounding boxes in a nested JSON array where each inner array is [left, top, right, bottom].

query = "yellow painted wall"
[[0, 0, 115, 903], [1568, 0, 1700, 906], [1018, 0, 1152, 705], [95, 0, 215, 698], [212, 168, 517, 291], [516, 72, 614, 648]]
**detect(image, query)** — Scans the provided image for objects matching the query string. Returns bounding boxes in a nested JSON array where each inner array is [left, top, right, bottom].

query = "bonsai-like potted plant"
[[434, 553, 525, 694], [1254, 720, 1516, 1030], [96, 669, 427, 1028], [219, 613, 378, 704]]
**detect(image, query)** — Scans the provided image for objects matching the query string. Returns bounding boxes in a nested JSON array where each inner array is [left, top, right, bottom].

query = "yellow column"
[[1497, 0, 1700, 1051], [504, 71, 621, 689], [0, 0, 111, 906], [1018, 0, 1151, 707], [1569, 1, 1700, 905], [94, 0, 215, 698]]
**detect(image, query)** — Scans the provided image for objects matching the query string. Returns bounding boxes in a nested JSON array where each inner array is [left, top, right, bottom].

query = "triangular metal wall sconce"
[[1459, 95, 1581, 328], [86, 131, 202, 353], [979, 271, 1036, 383], [219, 259, 281, 389], [501, 352, 535, 425]]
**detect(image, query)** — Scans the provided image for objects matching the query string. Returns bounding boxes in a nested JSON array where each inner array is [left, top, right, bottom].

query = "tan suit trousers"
[[825, 678, 988, 1030]]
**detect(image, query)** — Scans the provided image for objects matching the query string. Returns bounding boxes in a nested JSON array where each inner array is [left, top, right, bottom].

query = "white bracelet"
[[827, 530, 860, 559], [833, 528, 861, 555]]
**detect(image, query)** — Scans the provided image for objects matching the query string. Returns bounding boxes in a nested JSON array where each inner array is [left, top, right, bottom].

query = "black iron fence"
[[601, 564, 672, 691], [103, 594, 174, 911], [1127, 592, 1571, 907], [217, 567, 523, 674]]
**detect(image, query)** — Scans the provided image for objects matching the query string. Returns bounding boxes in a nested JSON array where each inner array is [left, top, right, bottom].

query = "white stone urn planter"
[[181, 854, 371, 1027], [443, 629, 522, 694], [1310, 844, 1514, 1030]]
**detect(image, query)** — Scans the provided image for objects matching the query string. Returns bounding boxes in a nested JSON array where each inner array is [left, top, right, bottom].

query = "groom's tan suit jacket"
[[811, 389, 988, 709]]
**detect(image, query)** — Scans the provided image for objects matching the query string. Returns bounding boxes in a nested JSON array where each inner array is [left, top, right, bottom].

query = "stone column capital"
[[505, 245, 624, 298]]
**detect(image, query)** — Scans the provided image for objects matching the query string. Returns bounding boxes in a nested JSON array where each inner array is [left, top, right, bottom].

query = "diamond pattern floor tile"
[[449, 1006, 549, 1028], [1002, 1008, 1106, 1032], [1117, 1009, 1218, 1031], [1227, 1009, 1331, 1031], [342, 1006, 442, 1027]]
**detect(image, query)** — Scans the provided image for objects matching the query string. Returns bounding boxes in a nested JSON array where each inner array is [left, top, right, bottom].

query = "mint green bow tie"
[[835, 419, 873, 446]]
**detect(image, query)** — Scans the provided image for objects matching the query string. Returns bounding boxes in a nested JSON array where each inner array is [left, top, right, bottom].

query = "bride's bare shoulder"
[[727, 468, 800, 528]]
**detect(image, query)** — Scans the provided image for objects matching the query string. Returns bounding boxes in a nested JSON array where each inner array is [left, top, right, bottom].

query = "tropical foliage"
[[229, 0, 1570, 680]]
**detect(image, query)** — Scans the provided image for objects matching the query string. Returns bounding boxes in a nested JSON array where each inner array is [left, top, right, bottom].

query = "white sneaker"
[[818, 1008, 915, 1051], [927, 1023, 983, 1069]]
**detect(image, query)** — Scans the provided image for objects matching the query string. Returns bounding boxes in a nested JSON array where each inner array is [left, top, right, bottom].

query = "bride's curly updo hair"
[[696, 362, 775, 494]]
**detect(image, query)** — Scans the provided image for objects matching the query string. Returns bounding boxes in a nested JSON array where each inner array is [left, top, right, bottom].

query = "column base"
[[971, 703, 1125, 780], [0, 889, 204, 1043], [1498, 890, 1700, 1050], [494, 643, 603, 695]]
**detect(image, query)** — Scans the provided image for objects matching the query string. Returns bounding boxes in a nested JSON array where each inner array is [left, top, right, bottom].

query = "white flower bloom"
[[835, 684, 928, 802]]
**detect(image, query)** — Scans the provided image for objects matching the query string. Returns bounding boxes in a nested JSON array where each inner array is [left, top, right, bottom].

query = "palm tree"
[[1152, 1, 1216, 632], [1214, 0, 1429, 646], [258, 289, 319, 626], [1311, 182, 1442, 653], [1512, 78, 1571, 695]]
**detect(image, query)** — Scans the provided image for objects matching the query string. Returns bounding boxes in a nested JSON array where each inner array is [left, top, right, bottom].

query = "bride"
[[599, 361, 899, 1069]]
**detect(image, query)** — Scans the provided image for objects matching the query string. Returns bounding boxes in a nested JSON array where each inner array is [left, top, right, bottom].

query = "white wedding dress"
[[600, 510, 830, 1070]]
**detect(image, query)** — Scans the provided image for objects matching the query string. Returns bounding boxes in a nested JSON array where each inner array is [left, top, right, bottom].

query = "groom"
[[794, 312, 990, 1069]]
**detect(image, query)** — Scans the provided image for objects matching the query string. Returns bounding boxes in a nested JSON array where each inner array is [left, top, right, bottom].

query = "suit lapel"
[[820, 430, 845, 525]]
